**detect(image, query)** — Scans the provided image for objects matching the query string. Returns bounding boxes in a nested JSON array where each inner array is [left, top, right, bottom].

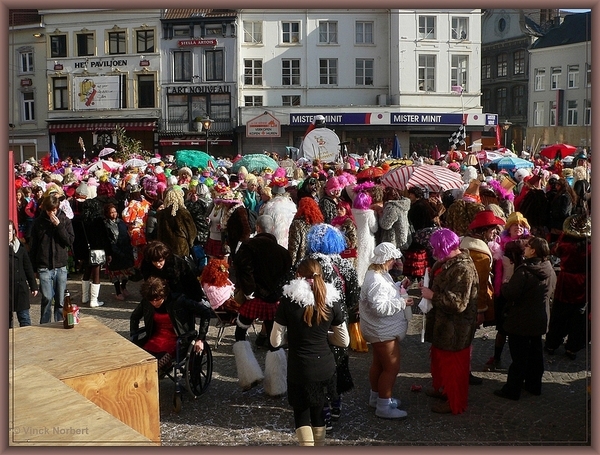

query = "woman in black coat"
[[494, 236, 557, 400], [103, 203, 135, 300], [9, 220, 38, 328]]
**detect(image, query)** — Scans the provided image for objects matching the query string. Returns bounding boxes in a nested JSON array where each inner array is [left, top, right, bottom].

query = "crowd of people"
[[9, 146, 591, 445]]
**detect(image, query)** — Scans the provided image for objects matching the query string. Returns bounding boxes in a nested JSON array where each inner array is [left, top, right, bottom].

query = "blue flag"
[[50, 142, 59, 165]]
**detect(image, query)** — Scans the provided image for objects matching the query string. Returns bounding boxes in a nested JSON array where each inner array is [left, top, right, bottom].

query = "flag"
[[451, 85, 464, 94], [50, 141, 59, 165], [495, 125, 502, 148], [391, 135, 401, 159], [448, 125, 466, 150]]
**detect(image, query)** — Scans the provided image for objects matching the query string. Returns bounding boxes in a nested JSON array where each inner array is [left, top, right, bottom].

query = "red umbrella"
[[9, 150, 18, 228], [382, 164, 463, 193], [356, 166, 385, 180], [540, 144, 577, 159]]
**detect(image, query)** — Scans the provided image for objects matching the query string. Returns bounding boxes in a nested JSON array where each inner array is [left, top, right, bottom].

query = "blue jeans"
[[9, 310, 32, 328], [38, 267, 67, 324]]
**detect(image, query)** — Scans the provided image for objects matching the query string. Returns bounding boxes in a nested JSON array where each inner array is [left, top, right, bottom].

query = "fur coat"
[[425, 249, 478, 351], [351, 207, 378, 286], [379, 197, 411, 250], [460, 236, 494, 317], [444, 200, 485, 237], [156, 206, 197, 257], [287, 218, 311, 267], [261, 194, 297, 249]]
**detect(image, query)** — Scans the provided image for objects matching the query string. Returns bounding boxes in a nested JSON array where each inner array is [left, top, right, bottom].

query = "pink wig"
[[429, 228, 460, 261], [353, 191, 372, 210]]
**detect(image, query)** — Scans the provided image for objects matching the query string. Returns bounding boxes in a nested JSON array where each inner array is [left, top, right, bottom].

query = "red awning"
[[48, 121, 156, 132], [159, 138, 233, 146]]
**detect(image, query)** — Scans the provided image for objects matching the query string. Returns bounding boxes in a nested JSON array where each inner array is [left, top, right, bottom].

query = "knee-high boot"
[[232, 340, 264, 391], [295, 426, 314, 446], [89, 283, 104, 308], [264, 348, 287, 397], [81, 280, 91, 304]]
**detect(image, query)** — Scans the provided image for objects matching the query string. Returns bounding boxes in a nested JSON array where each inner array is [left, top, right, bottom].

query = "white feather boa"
[[282, 279, 340, 308]]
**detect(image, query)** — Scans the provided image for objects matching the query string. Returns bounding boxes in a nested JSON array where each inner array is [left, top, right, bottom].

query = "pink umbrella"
[[86, 159, 121, 173], [382, 164, 463, 193]]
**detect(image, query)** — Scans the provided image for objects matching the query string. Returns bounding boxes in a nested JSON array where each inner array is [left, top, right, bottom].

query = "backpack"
[[246, 208, 258, 234]]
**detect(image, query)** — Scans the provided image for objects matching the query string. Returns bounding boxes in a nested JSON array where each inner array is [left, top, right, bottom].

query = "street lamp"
[[502, 120, 512, 149], [202, 117, 213, 155]]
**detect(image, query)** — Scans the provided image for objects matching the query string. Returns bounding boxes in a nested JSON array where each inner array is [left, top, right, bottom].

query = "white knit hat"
[[370, 242, 402, 264]]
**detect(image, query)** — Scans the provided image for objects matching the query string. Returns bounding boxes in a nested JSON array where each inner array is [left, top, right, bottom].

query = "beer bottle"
[[63, 289, 74, 329]]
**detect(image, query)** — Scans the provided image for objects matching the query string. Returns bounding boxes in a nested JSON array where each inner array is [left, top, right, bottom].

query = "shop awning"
[[159, 138, 233, 146], [48, 121, 156, 132]]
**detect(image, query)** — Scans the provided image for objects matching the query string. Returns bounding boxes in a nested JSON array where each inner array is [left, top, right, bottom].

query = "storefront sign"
[[20, 78, 32, 87], [166, 85, 231, 94], [290, 112, 498, 127], [73, 75, 120, 110], [246, 112, 281, 137], [178, 38, 218, 47]]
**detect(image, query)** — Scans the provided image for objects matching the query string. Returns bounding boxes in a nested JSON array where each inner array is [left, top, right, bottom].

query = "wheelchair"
[[131, 327, 213, 413]]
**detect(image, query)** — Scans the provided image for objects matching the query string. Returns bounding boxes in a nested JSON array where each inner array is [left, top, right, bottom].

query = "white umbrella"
[[98, 147, 116, 157], [86, 160, 121, 173], [148, 157, 162, 164], [123, 158, 147, 169]]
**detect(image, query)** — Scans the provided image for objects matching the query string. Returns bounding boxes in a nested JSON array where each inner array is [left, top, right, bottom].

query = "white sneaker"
[[90, 301, 104, 308], [375, 398, 407, 419], [369, 392, 400, 408]]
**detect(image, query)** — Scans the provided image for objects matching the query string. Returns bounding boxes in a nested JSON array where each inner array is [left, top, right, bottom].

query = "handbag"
[[82, 222, 106, 265]]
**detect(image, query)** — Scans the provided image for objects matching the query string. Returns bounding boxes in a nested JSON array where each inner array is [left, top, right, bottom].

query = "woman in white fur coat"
[[351, 190, 378, 286]]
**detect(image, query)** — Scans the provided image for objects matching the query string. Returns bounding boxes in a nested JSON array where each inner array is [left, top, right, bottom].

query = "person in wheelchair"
[[131, 276, 213, 375]]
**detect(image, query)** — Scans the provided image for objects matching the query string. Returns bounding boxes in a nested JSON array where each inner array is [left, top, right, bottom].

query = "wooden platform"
[[9, 364, 155, 446], [9, 316, 160, 445]]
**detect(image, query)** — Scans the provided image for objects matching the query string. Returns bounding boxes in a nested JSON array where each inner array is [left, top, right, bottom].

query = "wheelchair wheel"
[[185, 341, 213, 398]]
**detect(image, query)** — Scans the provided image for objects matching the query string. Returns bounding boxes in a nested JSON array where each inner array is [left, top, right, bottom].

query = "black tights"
[[82, 264, 101, 284], [113, 279, 129, 294], [293, 405, 325, 429], [235, 315, 274, 347]]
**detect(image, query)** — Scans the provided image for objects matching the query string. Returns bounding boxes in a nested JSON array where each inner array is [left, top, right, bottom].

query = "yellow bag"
[[349, 322, 369, 352]]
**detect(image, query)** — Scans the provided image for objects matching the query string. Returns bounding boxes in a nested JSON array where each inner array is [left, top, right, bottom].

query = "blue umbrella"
[[50, 142, 60, 165], [231, 154, 279, 174], [391, 135, 401, 159], [487, 156, 534, 171]]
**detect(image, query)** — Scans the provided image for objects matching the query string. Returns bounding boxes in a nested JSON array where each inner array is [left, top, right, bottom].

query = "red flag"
[[303, 114, 325, 138], [495, 126, 502, 148]]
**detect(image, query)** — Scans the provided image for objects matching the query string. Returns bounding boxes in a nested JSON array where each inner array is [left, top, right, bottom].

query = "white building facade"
[[236, 9, 492, 157]]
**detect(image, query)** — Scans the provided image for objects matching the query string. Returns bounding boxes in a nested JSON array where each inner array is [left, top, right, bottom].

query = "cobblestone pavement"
[[23, 274, 592, 446]]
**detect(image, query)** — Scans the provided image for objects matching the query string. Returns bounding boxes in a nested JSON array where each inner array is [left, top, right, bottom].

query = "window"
[[173, 27, 190, 37], [282, 95, 300, 106], [567, 100, 578, 125], [136, 29, 154, 53], [451, 55, 468, 91], [168, 94, 189, 127], [496, 87, 507, 116], [586, 63, 591, 86], [244, 59, 262, 85], [118, 74, 127, 109], [206, 49, 224, 81], [173, 50, 192, 82], [319, 59, 338, 85], [76, 33, 94, 57], [282, 22, 300, 43], [50, 35, 67, 58], [244, 96, 262, 106], [19, 50, 34, 73], [451, 17, 468, 40], [482, 89, 491, 112], [209, 93, 231, 123], [418, 54, 436, 91], [22, 91, 35, 121], [512, 86, 525, 116], [534, 68, 545, 91], [319, 21, 337, 44], [585, 99, 591, 125], [204, 25, 221, 36], [53, 77, 68, 110], [551, 67, 561, 89], [482, 57, 491, 80], [137, 74, 155, 108], [108, 31, 126, 55], [282, 59, 300, 86], [355, 21, 373, 44], [497, 54, 508, 77], [418, 16, 436, 39], [534, 101, 544, 126], [549, 100, 557, 126], [356, 59, 374, 85], [243, 21, 262, 43], [568, 65, 579, 88], [513, 50, 525, 75]]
